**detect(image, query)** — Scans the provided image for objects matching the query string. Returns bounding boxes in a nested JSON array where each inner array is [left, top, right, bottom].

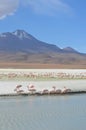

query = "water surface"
[[0, 95, 86, 130]]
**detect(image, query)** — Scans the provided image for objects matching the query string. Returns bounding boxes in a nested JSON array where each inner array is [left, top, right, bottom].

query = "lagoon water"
[[0, 95, 86, 130], [0, 69, 86, 130]]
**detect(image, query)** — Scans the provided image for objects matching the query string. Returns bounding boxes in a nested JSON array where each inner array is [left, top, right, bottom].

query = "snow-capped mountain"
[[0, 29, 61, 53], [0, 29, 86, 67]]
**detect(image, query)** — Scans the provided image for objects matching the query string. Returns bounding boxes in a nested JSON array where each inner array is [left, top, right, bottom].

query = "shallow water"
[[0, 80, 86, 94], [0, 95, 86, 130]]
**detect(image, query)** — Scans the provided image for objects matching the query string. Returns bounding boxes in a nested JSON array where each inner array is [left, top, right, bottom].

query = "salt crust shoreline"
[[0, 69, 85, 96], [0, 69, 86, 81]]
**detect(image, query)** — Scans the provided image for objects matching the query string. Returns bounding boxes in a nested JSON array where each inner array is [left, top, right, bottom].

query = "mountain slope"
[[62, 47, 79, 53], [0, 29, 86, 68], [0, 30, 61, 53]]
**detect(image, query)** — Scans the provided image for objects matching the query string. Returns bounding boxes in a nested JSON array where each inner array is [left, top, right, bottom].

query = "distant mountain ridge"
[[0, 30, 61, 53], [0, 29, 86, 68], [0, 29, 80, 53]]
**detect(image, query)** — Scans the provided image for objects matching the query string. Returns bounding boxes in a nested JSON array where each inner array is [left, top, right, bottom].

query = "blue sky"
[[0, 0, 86, 53]]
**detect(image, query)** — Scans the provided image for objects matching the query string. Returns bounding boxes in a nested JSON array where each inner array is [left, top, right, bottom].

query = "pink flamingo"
[[27, 84, 36, 94], [61, 87, 71, 94], [55, 89, 61, 94], [17, 90, 24, 94], [42, 89, 49, 95], [14, 85, 24, 93], [49, 86, 56, 94], [14, 85, 22, 91]]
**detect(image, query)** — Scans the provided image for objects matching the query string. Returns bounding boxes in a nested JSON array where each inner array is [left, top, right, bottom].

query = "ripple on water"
[[0, 95, 86, 130]]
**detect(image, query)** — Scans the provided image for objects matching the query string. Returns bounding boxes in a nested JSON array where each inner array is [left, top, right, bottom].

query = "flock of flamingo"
[[14, 84, 72, 95], [0, 71, 86, 80]]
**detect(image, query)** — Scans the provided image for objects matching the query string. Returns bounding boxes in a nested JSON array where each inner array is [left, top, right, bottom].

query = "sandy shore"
[[0, 62, 86, 69]]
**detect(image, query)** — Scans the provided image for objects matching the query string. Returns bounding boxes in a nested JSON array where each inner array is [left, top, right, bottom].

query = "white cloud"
[[0, 0, 19, 19], [24, 0, 71, 15], [0, 0, 71, 19]]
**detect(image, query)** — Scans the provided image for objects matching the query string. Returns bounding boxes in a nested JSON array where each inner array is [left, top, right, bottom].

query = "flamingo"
[[27, 84, 36, 94], [49, 86, 56, 94], [42, 89, 49, 95], [14, 85, 24, 94], [17, 90, 24, 94], [61, 87, 71, 94], [14, 85, 22, 91], [55, 89, 61, 94]]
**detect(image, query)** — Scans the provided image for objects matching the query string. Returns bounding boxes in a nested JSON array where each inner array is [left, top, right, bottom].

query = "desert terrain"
[[0, 62, 85, 69]]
